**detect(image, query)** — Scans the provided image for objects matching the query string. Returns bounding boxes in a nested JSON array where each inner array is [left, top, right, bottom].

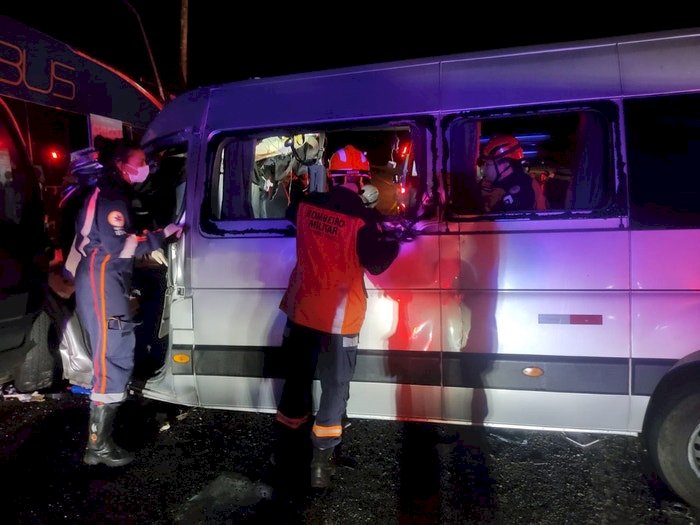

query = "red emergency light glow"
[[46, 147, 64, 163]]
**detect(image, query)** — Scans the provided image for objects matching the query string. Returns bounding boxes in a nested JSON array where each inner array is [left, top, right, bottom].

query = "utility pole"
[[180, 0, 188, 88], [121, 0, 166, 102]]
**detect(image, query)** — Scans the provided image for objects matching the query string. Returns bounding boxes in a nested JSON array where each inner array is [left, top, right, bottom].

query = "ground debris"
[[173, 471, 272, 524], [1, 384, 45, 403]]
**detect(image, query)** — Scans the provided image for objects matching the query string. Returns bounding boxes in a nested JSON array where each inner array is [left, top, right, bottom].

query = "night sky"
[[3, 2, 697, 97]]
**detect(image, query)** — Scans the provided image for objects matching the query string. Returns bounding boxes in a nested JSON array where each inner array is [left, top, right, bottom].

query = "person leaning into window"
[[273, 145, 400, 489], [65, 139, 183, 467], [478, 135, 535, 212]]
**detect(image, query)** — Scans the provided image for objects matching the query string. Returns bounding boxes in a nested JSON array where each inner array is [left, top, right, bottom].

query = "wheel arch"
[[642, 350, 700, 437]]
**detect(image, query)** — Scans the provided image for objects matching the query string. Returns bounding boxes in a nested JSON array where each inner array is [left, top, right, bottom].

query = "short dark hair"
[[99, 138, 142, 166], [112, 139, 143, 163]]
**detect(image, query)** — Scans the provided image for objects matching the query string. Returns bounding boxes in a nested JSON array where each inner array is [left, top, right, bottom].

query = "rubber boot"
[[310, 446, 336, 489], [270, 422, 311, 468], [83, 402, 135, 467]]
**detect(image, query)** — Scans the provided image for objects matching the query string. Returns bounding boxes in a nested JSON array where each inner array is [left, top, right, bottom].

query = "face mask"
[[124, 164, 150, 184]]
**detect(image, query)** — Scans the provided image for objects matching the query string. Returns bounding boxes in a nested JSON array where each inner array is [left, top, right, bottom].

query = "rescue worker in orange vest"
[[275, 145, 400, 489]]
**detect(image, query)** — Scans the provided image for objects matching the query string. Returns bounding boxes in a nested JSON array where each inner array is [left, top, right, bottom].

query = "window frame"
[[442, 102, 622, 222], [626, 92, 700, 230], [200, 116, 437, 237]]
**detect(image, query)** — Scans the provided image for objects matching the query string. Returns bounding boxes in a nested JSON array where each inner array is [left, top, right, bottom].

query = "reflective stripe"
[[312, 424, 343, 438], [78, 187, 100, 256], [119, 234, 138, 258], [276, 411, 308, 429], [97, 255, 111, 394], [63, 235, 82, 278], [331, 295, 349, 334], [90, 392, 126, 403], [88, 250, 101, 387]]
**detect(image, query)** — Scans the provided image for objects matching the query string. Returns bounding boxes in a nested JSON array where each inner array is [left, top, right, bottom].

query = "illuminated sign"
[[0, 38, 76, 101], [0, 15, 160, 127]]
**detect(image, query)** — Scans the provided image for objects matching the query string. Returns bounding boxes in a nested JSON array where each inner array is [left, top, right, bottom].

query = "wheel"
[[13, 311, 57, 392], [646, 386, 700, 508]]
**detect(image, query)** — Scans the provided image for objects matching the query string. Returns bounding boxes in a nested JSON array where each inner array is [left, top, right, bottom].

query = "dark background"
[[3, 2, 697, 97]]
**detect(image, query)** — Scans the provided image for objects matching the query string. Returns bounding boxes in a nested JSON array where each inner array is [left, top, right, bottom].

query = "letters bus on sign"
[[0, 14, 162, 244]]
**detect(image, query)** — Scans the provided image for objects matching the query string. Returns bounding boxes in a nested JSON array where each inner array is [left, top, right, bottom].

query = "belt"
[[107, 316, 141, 331]]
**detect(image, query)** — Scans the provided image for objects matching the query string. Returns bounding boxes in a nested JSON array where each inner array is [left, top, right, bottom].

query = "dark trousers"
[[74, 251, 135, 404], [276, 319, 358, 449]]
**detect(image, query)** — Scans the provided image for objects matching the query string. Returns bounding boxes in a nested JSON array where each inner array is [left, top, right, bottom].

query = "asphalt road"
[[1, 389, 698, 524]]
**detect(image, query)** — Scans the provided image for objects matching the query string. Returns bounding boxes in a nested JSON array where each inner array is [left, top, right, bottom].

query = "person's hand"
[[149, 248, 168, 266], [481, 186, 506, 212], [164, 223, 184, 239], [49, 266, 75, 299]]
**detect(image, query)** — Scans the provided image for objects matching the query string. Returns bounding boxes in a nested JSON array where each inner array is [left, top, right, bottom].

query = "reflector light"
[[523, 367, 544, 377], [173, 354, 190, 364]]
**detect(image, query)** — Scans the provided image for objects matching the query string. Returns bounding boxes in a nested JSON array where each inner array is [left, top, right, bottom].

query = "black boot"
[[270, 422, 311, 475], [310, 446, 335, 489], [83, 402, 135, 467]]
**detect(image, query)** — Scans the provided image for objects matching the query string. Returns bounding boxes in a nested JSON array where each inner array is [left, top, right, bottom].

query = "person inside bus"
[[478, 135, 535, 212], [273, 145, 400, 489], [67, 139, 183, 467]]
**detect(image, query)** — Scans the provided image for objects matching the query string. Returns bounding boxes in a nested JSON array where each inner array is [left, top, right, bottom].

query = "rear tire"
[[646, 385, 700, 508], [14, 311, 57, 392]]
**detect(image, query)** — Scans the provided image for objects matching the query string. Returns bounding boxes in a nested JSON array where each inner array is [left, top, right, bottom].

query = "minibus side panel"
[[439, 221, 631, 431], [619, 35, 700, 95], [631, 230, 700, 363]]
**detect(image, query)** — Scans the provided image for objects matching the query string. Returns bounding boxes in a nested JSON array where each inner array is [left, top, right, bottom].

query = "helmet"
[[328, 145, 371, 181], [69, 147, 104, 185], [480, 135, 524, 163], [360, 184, 379, 208]]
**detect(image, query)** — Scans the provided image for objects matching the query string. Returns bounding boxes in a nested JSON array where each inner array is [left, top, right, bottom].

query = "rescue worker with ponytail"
[[67, 139, 183, 467], [274, 145, 399, 489]]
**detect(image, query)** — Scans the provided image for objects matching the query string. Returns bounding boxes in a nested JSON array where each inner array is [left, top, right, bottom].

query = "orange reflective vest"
[[280, 201, 367, 334]]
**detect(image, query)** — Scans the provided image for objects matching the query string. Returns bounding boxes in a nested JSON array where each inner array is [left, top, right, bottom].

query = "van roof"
[[144, 28, 700, 144]]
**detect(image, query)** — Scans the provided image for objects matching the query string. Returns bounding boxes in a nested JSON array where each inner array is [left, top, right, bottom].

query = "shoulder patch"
[[107, 210, 125, 228]]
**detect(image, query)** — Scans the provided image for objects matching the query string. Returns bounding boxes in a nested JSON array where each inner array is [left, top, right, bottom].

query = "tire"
[[646, 386, 700, 508], [14, 311, 57, 392]]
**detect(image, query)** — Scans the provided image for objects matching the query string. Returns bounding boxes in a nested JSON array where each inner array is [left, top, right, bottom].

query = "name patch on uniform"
[[305, 208, 345, 236], [107, 210, 125, 228]]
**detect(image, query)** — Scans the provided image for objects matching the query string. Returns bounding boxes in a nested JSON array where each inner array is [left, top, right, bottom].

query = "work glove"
[[149, 248, 168, 266]]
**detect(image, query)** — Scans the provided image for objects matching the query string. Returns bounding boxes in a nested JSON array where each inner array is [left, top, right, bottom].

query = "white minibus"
[[94, 28, 700, 506]]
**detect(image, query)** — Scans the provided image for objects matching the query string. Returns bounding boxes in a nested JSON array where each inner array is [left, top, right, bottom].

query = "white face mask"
[[124, 164, 150, 184]]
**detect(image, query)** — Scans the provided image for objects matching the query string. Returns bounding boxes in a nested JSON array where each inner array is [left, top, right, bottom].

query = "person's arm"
[[97, 195, 167, 259], [129, 223, 183, 259], [357, 210, 400, 275]]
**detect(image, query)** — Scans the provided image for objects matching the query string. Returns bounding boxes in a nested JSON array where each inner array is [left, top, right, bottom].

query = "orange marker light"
[[522, 367, 544, 377]]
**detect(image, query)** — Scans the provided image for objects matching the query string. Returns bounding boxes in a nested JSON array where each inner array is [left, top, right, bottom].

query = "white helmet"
[[360, 184, 379, 208]]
